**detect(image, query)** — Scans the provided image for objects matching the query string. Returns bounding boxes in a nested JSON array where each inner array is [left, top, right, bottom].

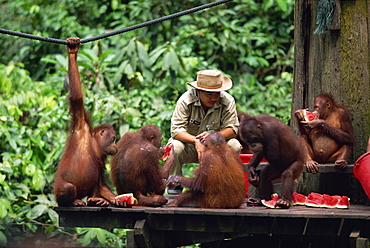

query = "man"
[[167, 69, 241, 194]]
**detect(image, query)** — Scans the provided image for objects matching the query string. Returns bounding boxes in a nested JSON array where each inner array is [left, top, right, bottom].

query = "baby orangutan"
[[167, 132, 245, 209]]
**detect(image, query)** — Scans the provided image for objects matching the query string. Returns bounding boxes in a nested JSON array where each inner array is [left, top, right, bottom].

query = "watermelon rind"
[[261, 199, 276, 208], [261, 193, 279, 208], [301, 109, 318, 122], [115, 193, 138, 207], [305, 201, 322, 208]]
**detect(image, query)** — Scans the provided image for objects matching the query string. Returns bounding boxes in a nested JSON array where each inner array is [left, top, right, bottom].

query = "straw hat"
[[187, 70, 232, 92]]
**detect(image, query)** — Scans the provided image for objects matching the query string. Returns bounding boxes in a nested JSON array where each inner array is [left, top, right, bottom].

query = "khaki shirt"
[[171, 88, 239, 138]]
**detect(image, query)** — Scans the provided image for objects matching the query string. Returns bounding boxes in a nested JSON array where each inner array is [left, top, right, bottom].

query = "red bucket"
[[240, 154, 268, 163], [240, 154, 268, 196], [353, 151, 370, 199]]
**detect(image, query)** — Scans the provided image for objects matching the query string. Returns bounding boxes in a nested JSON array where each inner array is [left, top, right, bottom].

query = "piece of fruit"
[[261, 193, 279, 208], [160, 145, 172, 161], [321, 194, 341, 208], [301, 109, 318, 122], [336, 196, 350, 209], [292, 192, 307, 205], [305, 192, 323, 207], [115, 193, 138, 207]]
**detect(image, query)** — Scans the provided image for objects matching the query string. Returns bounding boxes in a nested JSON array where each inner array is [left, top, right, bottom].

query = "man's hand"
[[194, 138, 206, 160], [196, 131, 211, 144]]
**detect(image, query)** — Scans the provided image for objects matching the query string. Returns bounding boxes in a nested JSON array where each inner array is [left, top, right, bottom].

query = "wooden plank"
[[303, 164, 354, 173], [56, 204, 370, 223], [244, 162, 354, 173]]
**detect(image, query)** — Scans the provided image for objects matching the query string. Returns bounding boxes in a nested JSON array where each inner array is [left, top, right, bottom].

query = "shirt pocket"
[[205, 121, 221, 132], [188, 119, 201, 135]]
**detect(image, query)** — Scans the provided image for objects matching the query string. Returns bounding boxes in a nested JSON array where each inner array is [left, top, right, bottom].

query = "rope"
[[0, 0, 232, 45], [314, 0, 336, 35], [0, 28, 69, 45]]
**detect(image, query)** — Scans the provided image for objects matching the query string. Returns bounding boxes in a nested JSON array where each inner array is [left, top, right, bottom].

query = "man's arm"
[[173, 131, 197, 144], [218, 127, 236, 140]]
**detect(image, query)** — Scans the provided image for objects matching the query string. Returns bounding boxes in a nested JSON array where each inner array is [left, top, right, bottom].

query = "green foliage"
[[0, 0, 294, 246]]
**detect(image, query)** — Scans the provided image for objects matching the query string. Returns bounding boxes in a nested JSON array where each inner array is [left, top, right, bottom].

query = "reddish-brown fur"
[[295, 93, 355, 173], [53, 37, 120, 207], [110, 125, 174, 207], [238, 113, 304, 209], [236, 112, 253, 154], [167, 132, 245, 209]]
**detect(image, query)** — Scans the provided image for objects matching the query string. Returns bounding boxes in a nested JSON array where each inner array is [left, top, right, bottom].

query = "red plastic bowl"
[[354, 151, 370, 199], [240, 154, 268, 197], [239, 154, 268, 163]]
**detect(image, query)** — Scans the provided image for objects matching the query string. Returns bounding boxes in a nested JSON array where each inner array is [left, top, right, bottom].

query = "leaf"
[[276, 0, 288, 12], [0, 231, 7, 247], [99, 50, 114, 61], [126, 39, 136, 56], [96, 228, 107, 244], [149, 45, 167, 66], [111, 0, 119, 10], [44, 225, 55, 234], [126, 107, 142, 117], [0, 174, 5, 183], [0, 199, 9, 218], [119, 124, 130, 137], [263, 0, 274, 11], [136, 41, 149, 67], [162, 52, 171, 70], [114, 60, 129, 82], [36, 194, 50, 205], [8, 139, 17, 150], [168, 48, 181, 72], [29, 204, 48, 220], [32, 169, 44, 190], [80, 49, 98, 63], [47, 208, 59, 224], [82, 229, 95, 247]]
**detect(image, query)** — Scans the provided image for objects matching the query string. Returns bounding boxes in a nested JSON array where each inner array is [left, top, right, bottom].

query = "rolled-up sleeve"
[[220, 93, 239, 134], [171, 100, 189, 138]]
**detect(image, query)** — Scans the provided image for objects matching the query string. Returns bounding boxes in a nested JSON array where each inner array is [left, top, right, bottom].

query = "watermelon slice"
[[261, 193, 279, 208], [321, 194, 341, 208], [301, 109, 318, 122], [160, 145, 172, 161], [115, 193, 138, 208], [305, 192, 323, 207], [336, 196, 350, 209], [303, 193, 350, 209], [292, 192, 307, 205]]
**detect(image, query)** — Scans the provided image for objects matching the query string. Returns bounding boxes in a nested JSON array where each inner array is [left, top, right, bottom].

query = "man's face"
[[197, 90, 221, 109]]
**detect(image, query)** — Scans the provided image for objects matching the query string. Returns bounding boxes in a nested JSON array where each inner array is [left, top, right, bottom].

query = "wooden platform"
[[56, 204, 370, 248], [56, 162, 369, 247]]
